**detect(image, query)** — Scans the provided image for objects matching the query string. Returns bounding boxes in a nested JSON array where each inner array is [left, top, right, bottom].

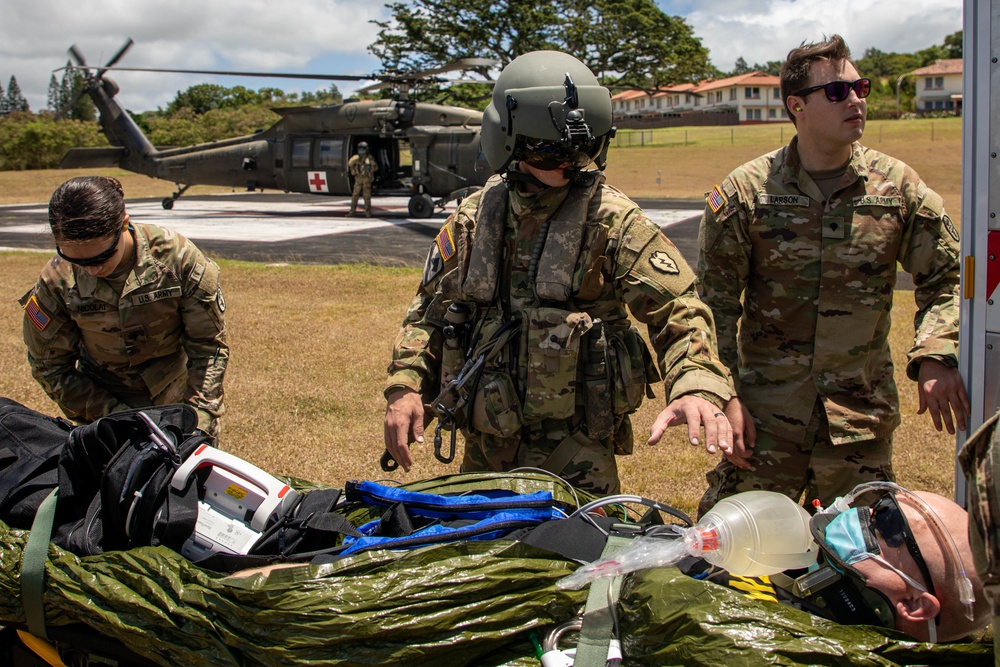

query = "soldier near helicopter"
[[383, 51, 736, 495], [348, 142, 379, 217]]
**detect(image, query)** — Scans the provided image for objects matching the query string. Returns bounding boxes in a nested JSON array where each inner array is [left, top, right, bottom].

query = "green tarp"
[[0, 472, 991, 666]]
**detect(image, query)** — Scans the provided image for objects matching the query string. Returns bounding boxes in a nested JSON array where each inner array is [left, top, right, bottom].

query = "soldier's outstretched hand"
[[917, 359, 970, 435], [722, 396, 755, 470], [648, 395, 734, 457], [384, 388, 425, 472]]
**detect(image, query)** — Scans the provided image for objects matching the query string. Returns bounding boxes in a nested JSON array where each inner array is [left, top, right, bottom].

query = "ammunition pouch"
[[469, 370, 523, 438], [609, 326, 658, 417], [580, 323, 658, 454], [521, 307, 593, 422]]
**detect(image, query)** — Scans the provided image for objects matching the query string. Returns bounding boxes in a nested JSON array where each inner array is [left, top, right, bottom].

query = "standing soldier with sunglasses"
[[19, 176, 229, 439], [696, 35, 967, 516], [383, 51, 735, 494]]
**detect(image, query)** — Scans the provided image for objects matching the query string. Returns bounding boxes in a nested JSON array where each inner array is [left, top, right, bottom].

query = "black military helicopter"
[[58, 39, 495, 217]]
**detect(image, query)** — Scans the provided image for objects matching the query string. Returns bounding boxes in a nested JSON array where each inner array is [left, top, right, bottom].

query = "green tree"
[[371, 0, 558, 74], [0, 112, 106, 170], [47, 74, 60, 112], [943, 30, 962, 58], [55, 64, 95, 121], [369, 0, 711, 94], [731, 57, 751, 75], [167, 83, 230, 115], [750, 60, 782, 76], [0, 80, 6, 113], [5, 76, 29, 113]]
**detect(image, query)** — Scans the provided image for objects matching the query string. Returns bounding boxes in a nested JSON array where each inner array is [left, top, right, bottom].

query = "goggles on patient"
[[803, 482, 977, 644]]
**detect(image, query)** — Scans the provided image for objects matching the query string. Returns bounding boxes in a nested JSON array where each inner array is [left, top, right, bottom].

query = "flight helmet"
[[481, 51, 615, 174], [357, 141, 369, 154]]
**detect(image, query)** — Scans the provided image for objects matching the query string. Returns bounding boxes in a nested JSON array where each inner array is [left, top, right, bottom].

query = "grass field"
[[0, 117, 965, 517]]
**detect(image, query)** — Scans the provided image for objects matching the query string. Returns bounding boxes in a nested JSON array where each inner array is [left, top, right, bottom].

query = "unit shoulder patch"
[[649, 250, 680, 275]]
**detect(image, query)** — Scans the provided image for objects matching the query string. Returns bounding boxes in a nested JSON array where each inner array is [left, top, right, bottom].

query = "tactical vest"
[[435, 174, 658, 448]]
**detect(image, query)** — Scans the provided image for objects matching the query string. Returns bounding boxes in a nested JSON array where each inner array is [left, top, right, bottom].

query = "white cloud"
[[680, 0, 962, 71], [0, 0, 387, 112]]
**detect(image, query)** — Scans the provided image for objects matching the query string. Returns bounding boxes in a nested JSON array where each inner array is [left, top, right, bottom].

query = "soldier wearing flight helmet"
[[383, 51, 735, 494]]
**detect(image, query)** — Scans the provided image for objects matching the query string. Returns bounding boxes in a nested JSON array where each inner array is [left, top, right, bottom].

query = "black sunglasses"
[[792, 78, 871, 103], [56, 223, 125, 267], [872, 494, 937, 601]]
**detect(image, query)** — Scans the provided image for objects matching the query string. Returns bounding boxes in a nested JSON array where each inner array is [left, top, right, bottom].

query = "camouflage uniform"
[[958, 410, 1000, 663], [697, 137, 960, 514], [386, 173, 733, 494], [348, 153, 378, 216], [19, 223, 229, 437]]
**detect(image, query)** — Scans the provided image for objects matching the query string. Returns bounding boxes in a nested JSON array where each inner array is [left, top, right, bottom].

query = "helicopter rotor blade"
[[99, 38, 134, 76], [67, 44, 89, 70], [73, 65, 378, 83], [414, 58, 499, 78]]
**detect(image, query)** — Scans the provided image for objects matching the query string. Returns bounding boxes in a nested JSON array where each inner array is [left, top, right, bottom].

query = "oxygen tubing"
[[824, 481, 976, 621]]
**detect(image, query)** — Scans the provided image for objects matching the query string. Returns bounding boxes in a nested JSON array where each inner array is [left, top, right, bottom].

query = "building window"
[[773, 87, 780, 99], [685, 94, 691, 103], [694, 96, 700, 107], [936, 76, 944, 88], [768, 108, 776, 118], [745, 87, 760, 99], [925, 100, 934, 110], [729, 88, 736, 100]]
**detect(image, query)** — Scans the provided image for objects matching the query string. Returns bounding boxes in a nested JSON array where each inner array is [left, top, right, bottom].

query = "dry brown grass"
[[0, 252, 958, 519]]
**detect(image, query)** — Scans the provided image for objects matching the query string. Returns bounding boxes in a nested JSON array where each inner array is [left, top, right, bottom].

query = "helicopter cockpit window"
[[291, 139, 311, 168], [318, 139, 345, 168]]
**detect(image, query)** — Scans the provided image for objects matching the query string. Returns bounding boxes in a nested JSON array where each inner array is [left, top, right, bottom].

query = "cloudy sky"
[[0, 0, 962, 113]]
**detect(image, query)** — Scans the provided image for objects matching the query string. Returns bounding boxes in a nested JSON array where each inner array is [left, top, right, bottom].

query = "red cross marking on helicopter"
[[308, 171, 328, 193]]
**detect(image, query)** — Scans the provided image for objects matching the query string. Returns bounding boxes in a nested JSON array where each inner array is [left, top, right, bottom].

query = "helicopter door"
[[287, 136, 350, 196]]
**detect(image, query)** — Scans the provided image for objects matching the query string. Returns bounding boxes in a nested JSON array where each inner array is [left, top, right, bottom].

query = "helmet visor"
[[518, 138, 593, 170]]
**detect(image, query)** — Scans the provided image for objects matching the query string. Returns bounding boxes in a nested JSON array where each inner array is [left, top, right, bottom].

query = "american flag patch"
[[24, 295, 51, 332], [707, 185, 727, 215], [436, 225, 456, 261]]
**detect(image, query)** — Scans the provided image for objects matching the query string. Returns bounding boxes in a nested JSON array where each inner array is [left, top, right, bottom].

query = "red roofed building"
[[909, 59, 963, 114], [611, 71, 787, 126]]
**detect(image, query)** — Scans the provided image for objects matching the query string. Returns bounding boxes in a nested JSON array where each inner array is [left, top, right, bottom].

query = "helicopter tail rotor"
[[61, 38, 133, 117]]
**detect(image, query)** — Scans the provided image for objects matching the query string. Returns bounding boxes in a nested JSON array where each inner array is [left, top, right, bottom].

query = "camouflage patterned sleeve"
[[20, 279, 125, 422], [696, 180, 750, 393], [384, 215, 463, 399], [614, 211, 734, 406], [178, 251, 229, 425], [896, 178, 961, 380]]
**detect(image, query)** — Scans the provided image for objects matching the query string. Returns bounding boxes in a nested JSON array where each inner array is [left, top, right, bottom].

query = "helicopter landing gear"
[[408, 193, 436, 218], [162, 184, 191, 210]]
